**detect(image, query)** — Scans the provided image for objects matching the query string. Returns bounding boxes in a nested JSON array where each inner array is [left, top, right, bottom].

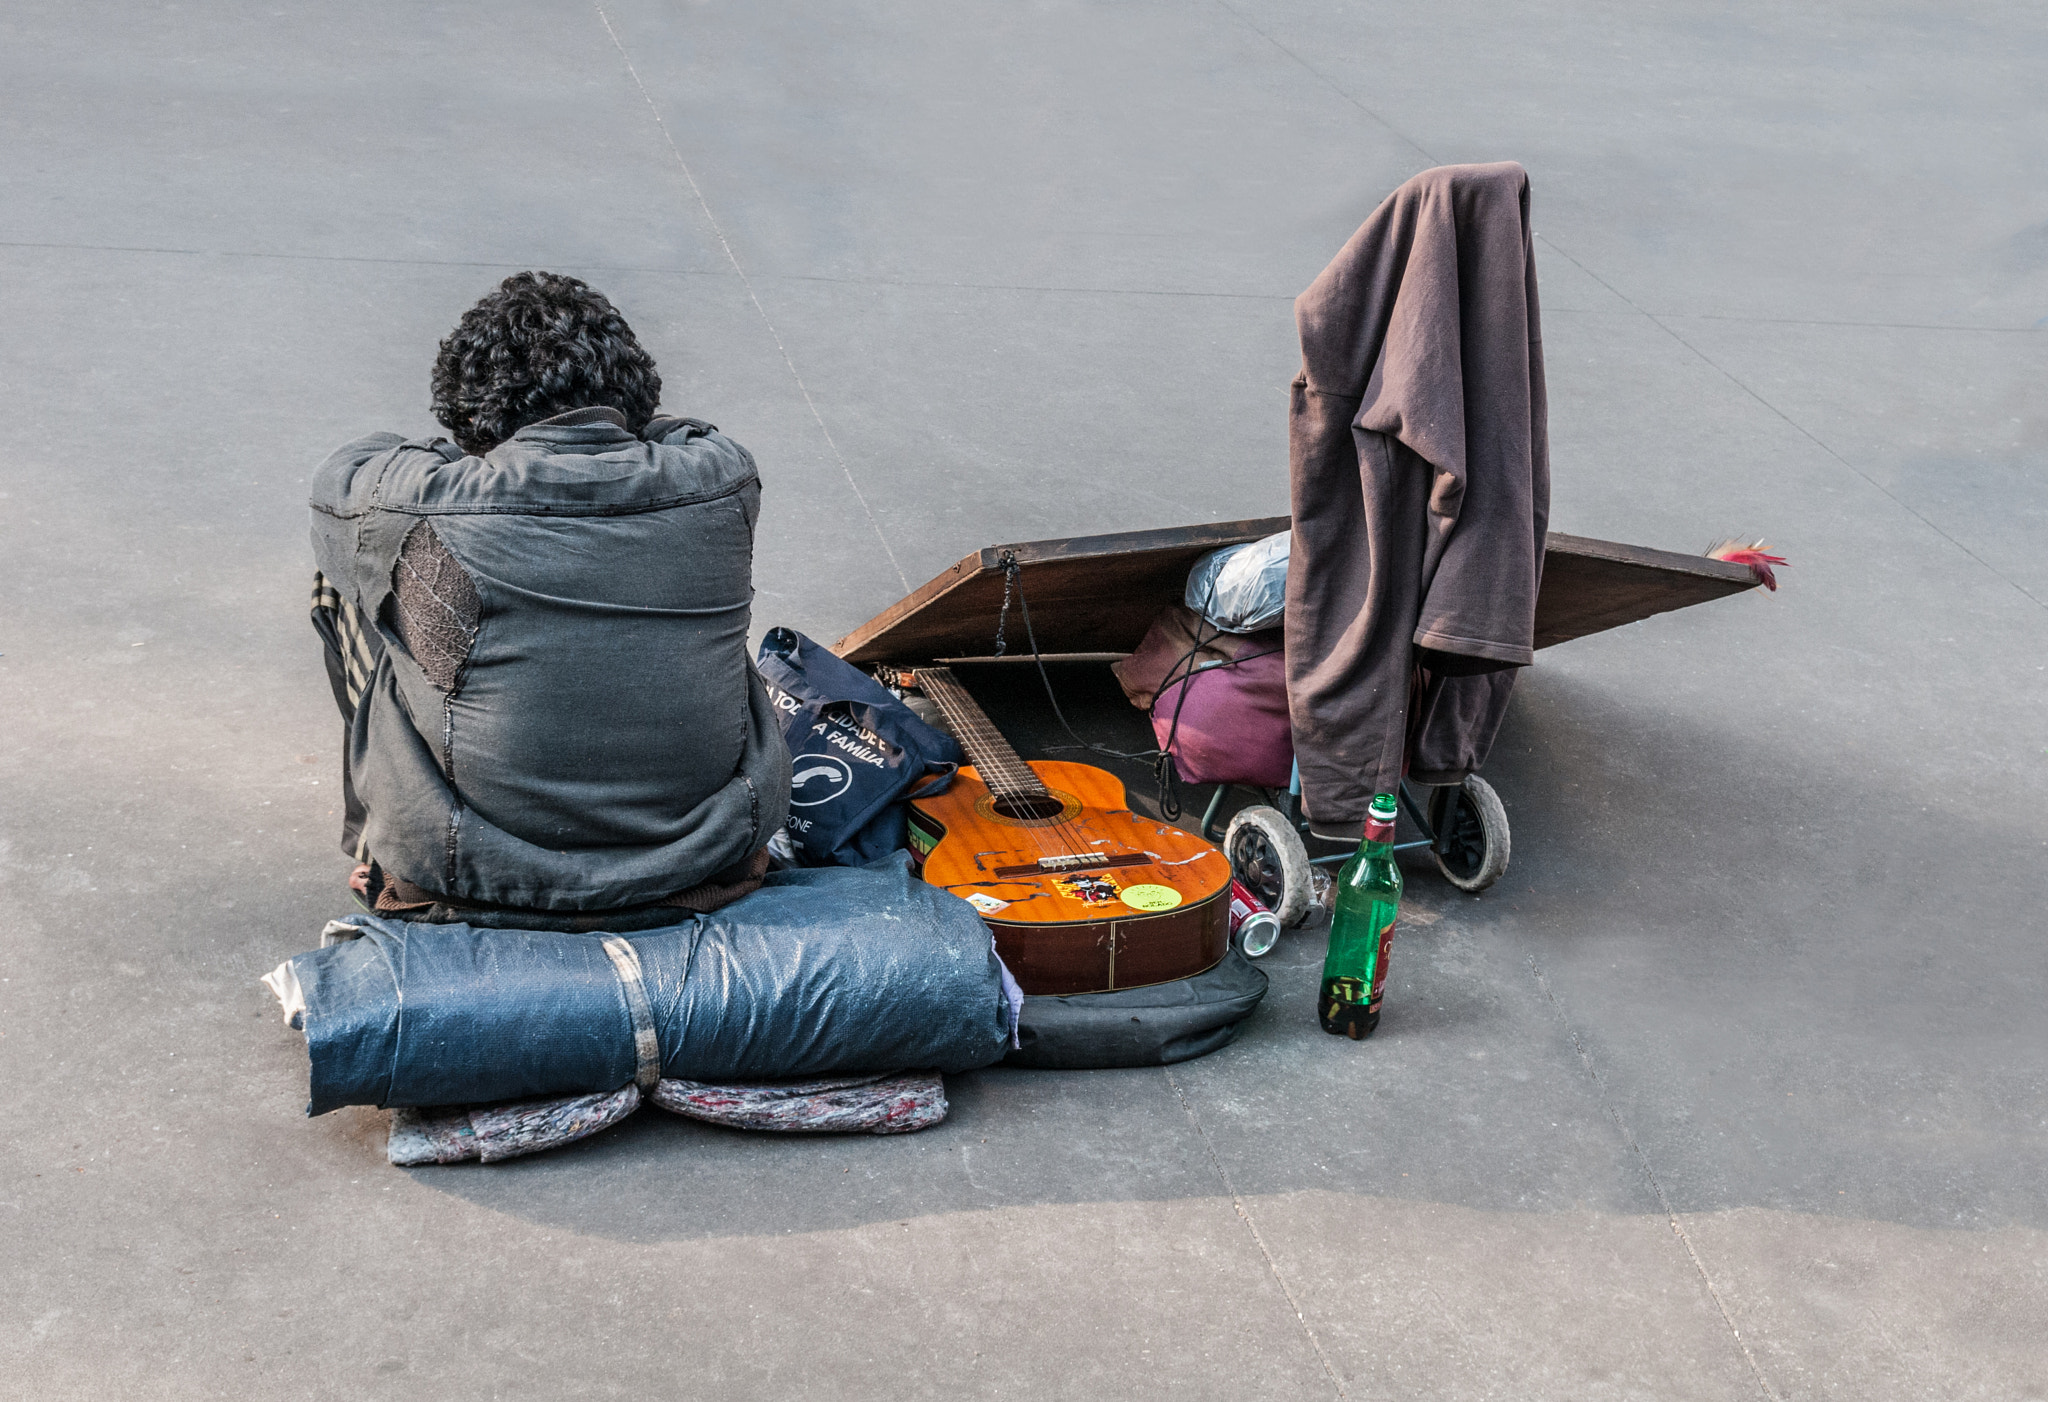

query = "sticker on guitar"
[[1118, 883, 1183, 911], [1055, 874, 1123, 906]]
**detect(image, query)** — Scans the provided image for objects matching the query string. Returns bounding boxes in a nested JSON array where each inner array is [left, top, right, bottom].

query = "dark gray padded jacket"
[[310, 407, 791, 910]]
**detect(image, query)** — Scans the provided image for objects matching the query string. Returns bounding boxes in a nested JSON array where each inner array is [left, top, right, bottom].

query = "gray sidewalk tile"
[[1654, 315, 2048, 602], [1249, 1192, 1767, 1401], [599, 0, 1422, 295], [1681, 1208, 2048, 1401]]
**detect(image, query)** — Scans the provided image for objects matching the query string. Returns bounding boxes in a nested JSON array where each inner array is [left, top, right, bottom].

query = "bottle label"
[[1366, 915, 1395, 1012]]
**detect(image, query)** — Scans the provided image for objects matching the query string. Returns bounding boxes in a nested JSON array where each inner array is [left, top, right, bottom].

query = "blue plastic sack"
[[278, 856, 1012, 1115], [755, 627, 962, 866]]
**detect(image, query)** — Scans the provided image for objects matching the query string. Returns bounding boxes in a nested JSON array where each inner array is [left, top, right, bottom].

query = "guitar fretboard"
[[914, 667, 1047, 800]]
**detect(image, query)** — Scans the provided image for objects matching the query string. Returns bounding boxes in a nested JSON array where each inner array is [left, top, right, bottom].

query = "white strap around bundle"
[[599, 936, 663, 1090]]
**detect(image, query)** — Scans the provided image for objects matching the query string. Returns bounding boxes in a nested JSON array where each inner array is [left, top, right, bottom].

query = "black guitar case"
[[1004, 946, 1268, 1069]]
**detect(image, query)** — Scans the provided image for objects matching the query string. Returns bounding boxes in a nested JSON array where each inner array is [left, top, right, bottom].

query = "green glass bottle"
[[1320, 792, 1402, 1039]]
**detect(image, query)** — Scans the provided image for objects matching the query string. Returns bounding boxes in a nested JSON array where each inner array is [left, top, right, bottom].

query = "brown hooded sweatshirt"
[[1284, 162, 1550, 829]]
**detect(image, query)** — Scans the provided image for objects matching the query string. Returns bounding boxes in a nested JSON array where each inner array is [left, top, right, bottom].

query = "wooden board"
[[834, 516, 1288, 663], [833, 518, 1757, 663], [1533, 532, 1759, 648]]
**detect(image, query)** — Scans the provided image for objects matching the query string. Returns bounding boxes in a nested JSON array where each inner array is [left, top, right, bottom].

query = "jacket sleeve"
[[1406, 169, 1545, 667], [1354, 180, 1470, 531], [308, 433, 404, 601], [310, 433, 405, 514]]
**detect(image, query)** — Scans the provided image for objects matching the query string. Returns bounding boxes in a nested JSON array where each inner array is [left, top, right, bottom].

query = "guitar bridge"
[[991, 852, 1152, 880]]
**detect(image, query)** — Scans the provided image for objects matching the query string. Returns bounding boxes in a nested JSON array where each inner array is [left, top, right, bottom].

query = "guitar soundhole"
[[992, 793, 1068, 822], [973, 785, 1083, 827]]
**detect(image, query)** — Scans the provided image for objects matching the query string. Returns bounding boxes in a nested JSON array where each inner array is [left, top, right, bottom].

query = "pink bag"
[[1150, 645, 1294, 788]]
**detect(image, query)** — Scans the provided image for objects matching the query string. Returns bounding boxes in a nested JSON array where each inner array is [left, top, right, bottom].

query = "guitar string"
[[925, 670, 1062, 865], [999, 549, 1226, 828], [915, 672, 1221, 937], [965, 684, 1079, 866], [925, 667, 1112, 872], [928, 663, 1133, 880], [985, 555, 1171, 863], [936, 670, 1101, 869], [909, 668, 1079, 907], [939, 668, 1095, 858], [916, 664, 1228, 911]]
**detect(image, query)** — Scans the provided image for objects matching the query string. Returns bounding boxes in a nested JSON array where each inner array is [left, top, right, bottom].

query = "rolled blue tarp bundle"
[[271, 856, 1014, 1116]]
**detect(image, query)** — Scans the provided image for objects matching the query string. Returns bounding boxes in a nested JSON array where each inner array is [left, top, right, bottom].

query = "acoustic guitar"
[[885, 665, 1234, 996]]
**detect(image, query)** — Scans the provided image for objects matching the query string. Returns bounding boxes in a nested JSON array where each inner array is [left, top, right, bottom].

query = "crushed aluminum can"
[[1229, 879, 1282, 958]]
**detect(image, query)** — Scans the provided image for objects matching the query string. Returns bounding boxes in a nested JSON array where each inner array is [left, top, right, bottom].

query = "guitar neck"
[[913, 667, 1047, 799]]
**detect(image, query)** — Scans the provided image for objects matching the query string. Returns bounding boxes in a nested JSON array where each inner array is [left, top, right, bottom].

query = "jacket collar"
[[508, 406, 637, 451]]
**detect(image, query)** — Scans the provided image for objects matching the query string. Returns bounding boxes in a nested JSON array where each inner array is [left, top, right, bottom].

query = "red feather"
[[1706, 538, 1787, 592]]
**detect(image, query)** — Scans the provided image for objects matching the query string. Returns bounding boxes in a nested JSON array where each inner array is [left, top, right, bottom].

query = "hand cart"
[[833, 515, 1763, 937], [1201, 762, 1510, 931]]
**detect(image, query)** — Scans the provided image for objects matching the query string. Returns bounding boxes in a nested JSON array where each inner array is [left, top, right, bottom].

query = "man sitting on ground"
[[309, 271, 791, 929]]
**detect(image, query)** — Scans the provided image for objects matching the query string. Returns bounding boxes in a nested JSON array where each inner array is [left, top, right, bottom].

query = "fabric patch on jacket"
[[390, 521, 480, 693]]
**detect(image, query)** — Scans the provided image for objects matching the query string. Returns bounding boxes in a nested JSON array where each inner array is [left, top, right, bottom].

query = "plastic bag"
[[756, 627, 962, 866], [1184, 530, 1290, 633]]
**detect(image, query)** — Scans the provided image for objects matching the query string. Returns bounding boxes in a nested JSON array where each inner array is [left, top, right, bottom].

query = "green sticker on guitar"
[[1120, 883, 1183, 911]]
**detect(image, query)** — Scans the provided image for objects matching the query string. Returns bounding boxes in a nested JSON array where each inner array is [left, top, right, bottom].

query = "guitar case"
[[1004, 946, 1268, 1069]]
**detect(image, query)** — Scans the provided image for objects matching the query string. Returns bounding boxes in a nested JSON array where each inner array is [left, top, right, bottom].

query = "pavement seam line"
[[0, 239, 727, 276], [1527, 953, 1784, 1402], [1661, 310, 2043, 334], [1210, 0, 1442, 169], [1535, 232, 2048, 615], [1164, 1065, 1347, 1398], [593, 3, 910, 592], [1225, 0, 2047, 617], [0, 238, 1270, 302], [763, 269, 1294, 302], [11, 238, 2028, 332]]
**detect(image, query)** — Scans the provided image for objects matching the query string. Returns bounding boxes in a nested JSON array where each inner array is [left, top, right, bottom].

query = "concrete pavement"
[[3, 2, 2044, 1397]]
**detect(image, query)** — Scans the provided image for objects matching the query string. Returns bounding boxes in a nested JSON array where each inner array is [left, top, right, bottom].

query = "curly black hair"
[[430, 271, 662, 456]]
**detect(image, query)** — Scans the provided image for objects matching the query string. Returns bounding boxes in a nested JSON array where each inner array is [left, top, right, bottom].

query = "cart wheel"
[[1223, 805, 1314, 929], [1426, 775, 1510, 893]]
